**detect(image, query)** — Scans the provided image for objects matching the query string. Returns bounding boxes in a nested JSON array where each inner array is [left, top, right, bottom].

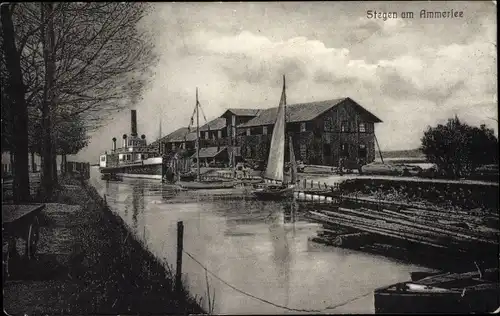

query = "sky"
[[77, 1, 497, 162]]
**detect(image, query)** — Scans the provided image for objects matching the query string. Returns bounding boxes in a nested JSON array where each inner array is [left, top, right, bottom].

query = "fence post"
[[175, 221, 184, 294]]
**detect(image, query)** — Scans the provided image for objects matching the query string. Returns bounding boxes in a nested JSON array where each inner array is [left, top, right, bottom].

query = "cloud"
[[76, 2, 497, 161]]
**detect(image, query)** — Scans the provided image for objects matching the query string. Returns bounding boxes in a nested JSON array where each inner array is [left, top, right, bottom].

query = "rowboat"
[[374, 267, 500, 313]]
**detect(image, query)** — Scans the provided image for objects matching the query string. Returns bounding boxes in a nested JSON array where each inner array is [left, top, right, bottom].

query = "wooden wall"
[[237, 99, 379, 167]]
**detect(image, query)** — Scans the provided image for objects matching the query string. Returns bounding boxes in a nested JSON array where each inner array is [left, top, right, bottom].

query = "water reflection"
[[269, 207, 293, 308], [132, 181, 145, 232], [88, 167, 433, 314]]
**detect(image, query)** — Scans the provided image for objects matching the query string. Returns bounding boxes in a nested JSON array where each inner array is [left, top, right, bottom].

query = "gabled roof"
[[149, 127, 197, 148], [199, 117, 226, 132], [238, 98, 382, 128], [191, 146, 227, 159], [223, 108, 261, 117]]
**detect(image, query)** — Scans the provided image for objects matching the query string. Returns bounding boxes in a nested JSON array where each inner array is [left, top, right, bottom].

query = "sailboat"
[[252, 75, 298, 199], [175, 88, 237, 190]]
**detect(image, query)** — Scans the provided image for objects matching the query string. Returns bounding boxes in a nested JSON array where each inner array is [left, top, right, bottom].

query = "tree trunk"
[[52, 151, 58, 184], [31, 151, 36, 173], [1, 4, 31, 202], [61, 154, 67, 175], [52, 137, 58, 185], [40, 2, 56, 201], [9, 151, 14, 176]]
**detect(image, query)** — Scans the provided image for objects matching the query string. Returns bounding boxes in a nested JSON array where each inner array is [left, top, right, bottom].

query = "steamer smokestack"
[[112, 137, 117, 151], [131, 110, 138, 137], [122, 134, 128, 148]]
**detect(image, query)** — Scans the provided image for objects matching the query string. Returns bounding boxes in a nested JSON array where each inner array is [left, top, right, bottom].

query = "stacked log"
[[304, 199, 499, 267]]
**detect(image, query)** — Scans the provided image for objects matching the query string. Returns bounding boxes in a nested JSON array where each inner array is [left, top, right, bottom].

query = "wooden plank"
[[307, 211, 450, 250], [375, 208, 498, 242], [313, 209, 473, 250], [2, 204, 45, 224], [335, 207, 495, 245], [319, 209, 448, 240]]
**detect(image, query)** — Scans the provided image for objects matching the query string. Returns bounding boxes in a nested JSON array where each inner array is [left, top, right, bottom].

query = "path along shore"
[[3, 175, 204, 314]]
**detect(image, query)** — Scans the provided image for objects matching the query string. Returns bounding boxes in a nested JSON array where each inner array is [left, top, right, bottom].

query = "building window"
[[359, 122, 366, 133], [300, 144, 307, 161], [217, 130, 222, 139], [263, 126, 268, 135], [300, 122, 306, 132], [246, 128, 251, 136], [323, 144, 331, 156], [358, 144, 367, 159], [341, 143, 349, 157], [341, 121, 349, 132], [323, 118, 333, 132]]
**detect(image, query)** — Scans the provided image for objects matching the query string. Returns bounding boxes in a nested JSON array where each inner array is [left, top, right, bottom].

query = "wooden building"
[[150, 127, 197, 154], [191, 146, 229, 167], [236, 98, 382, 168], [154, 108, 260, 165]]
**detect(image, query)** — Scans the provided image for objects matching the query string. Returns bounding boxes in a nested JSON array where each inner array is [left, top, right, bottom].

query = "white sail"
[[288, 136, 297, 184], [264, 77, 287, 182]]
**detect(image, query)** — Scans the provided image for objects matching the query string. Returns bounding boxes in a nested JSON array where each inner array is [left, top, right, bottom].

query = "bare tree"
[[3, 3, 157, 199], [1, 3, 31, 202]]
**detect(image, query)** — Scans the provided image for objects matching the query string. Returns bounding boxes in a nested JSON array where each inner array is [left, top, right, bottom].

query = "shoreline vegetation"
[[3, 175, 204, 314]]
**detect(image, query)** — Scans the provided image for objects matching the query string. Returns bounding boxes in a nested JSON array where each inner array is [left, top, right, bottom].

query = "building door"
[[323, 143, 332, 166], [358, 144, 367, 167], [358, 144, 367, 159]]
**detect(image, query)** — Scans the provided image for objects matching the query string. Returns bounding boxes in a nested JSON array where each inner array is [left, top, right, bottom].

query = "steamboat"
[[99, 109, 166, 180]]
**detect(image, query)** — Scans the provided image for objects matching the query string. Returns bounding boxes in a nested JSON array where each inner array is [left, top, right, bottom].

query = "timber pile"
[[304, 202, 500, 264]]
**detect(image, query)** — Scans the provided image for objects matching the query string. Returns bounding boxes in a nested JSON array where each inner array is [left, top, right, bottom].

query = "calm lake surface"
[[89, 167, 431, 314]]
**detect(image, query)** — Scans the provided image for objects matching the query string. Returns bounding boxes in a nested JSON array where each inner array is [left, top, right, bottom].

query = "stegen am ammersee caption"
[[367, 9, 464, 20]]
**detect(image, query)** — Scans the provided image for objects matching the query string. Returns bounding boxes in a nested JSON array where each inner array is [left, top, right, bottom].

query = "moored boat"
[[100, 173, 123, 181], [99, 110, 163, 179], [374, 267, 500, 313], [251, 75, 298, 200], [173, 88, 236, 190]]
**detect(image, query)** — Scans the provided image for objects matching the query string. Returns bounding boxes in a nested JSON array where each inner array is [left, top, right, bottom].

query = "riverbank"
[[3, 175, 204, 314]]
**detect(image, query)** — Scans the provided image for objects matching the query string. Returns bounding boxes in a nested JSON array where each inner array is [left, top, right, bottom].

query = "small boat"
[[100, 173, 123, 181], [179, 171, 197, 182], [174, 88, 236, 190], [238, 177, 264, 186], [374, 267, 500, 313], [252, 75, 298, 200], [177, 180, 236, 190], [252, 183, 294, 200]]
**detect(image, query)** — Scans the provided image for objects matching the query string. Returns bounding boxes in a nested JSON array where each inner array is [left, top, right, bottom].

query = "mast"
[[158, 117, 162, 140], [196, 87, 200, 181], [283, 74, 287, 184]]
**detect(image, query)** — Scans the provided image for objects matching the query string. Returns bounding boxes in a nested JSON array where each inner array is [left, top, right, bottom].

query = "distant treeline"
[[380, 148, 424, 159]]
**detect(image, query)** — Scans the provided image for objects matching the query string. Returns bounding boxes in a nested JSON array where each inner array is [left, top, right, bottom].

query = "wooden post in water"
[[175, 221, 184, 294]]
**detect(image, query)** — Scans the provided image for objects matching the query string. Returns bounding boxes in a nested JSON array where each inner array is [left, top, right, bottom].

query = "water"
[[89, 167, 432, 314]]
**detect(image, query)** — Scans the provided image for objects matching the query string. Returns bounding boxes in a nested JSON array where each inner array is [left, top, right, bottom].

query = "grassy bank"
[[4, 175, 204, 314]]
